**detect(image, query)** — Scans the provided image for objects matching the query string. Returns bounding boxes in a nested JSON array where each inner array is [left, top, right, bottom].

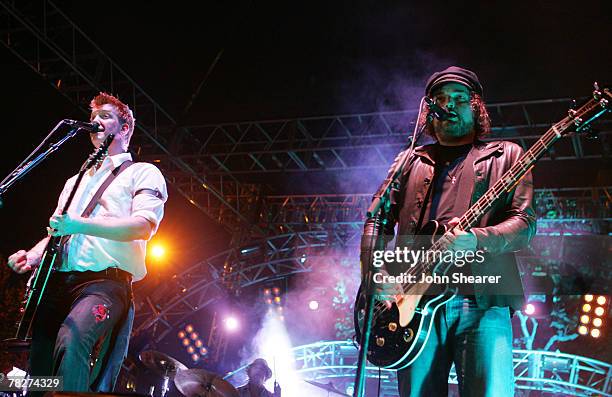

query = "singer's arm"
[[49, 213, 153, 241]]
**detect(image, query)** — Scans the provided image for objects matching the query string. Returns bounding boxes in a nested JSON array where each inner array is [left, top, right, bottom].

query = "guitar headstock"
[[566, 82, 610, 136], [84, 133, 115, 171]]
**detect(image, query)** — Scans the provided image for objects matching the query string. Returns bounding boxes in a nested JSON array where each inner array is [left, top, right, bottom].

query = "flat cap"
[[425, 66, 483, 96]]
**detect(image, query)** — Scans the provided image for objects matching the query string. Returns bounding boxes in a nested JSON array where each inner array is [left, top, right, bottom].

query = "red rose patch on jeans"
[[92, 304, 109, 323]]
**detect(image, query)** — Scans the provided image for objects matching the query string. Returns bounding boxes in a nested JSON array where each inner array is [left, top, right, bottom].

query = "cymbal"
[[139, 350, 188, 377], [305, 379, 350, 397], [174, 368, 239, 397]]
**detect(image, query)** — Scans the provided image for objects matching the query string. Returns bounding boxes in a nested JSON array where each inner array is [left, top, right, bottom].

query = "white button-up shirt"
[[53, 152, 167, 281]]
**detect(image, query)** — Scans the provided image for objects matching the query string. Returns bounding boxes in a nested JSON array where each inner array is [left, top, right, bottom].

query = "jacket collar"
[[414, 140, 503, 165]]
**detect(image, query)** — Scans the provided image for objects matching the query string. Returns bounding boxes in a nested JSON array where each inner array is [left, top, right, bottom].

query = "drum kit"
[[139, 350, 239, 397], [140, 350, 351, 397]]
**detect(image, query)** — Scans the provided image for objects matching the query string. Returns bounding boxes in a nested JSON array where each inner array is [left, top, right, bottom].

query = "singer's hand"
[[273, 381, 281, 397], [49, 213, 84, 236]]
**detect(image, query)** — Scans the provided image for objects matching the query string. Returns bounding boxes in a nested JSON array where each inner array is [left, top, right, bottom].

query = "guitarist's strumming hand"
[[7, 249, 42, 274], [373, 267, 404, 308], [438, 217, 478, 253]]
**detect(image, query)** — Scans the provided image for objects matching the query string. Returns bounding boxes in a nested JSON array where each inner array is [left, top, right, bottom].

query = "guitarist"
[[365, 67, 536, 396], [6, 93, 167, 393]]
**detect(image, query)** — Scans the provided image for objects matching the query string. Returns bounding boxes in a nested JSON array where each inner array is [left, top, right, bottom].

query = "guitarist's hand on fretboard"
[[438, 217, 478, 253]]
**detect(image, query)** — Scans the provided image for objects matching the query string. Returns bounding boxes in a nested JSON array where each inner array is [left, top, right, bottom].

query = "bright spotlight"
[[225, 316, 239, 331], [185, 325, 194, 333], [595, 307, 605, 316], [191, 353, 200, 362], [578, 325, 588, 335], [596, 296, 606, 305], [584, 295, 594, 302], [150, 244, 165, 259], [524, 303, 535, 315], [593, 318, 602, 327], [591, 329, 601, 338], [580, 315, 590, 324], [309, 300, 319, 311], [582, 304, 592, 312]]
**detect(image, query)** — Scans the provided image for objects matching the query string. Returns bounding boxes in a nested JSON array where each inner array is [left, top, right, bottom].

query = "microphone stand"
[[0, 121, 81, 205], [353, 120, 428, 397]]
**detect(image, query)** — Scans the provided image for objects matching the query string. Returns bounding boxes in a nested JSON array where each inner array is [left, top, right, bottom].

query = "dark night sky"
[[1, 1, 610, 271]]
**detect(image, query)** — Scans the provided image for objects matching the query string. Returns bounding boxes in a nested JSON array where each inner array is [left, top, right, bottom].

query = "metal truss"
[[132, 231, 362, 343], [223, 341, 612, 397], [0, 0, 263, 235], [153, 99, 611, 176], [257, 187, 611, 233]]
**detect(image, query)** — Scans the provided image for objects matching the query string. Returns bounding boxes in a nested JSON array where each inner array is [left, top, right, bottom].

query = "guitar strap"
[[80, 160, 134, 218], [59, 160, 134, 247]]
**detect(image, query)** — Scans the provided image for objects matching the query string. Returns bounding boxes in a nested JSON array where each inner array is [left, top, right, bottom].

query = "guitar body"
[[354, 220, 457, 370], [15, 238, 61, 341]]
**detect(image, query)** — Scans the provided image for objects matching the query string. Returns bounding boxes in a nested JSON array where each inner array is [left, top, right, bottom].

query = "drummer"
[[237, 359, 281, 397]]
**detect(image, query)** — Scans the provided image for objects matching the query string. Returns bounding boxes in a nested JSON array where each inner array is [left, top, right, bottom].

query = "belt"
[[57, 268, 133, 284]]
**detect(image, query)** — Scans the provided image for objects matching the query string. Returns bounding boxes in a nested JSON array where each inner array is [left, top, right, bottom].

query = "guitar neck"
[[455, 97, 599, 233]]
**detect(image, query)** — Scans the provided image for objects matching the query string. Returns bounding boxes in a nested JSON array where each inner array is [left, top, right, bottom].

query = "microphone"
[[424, 97, 454, 121], [62, 119, 103, 132]]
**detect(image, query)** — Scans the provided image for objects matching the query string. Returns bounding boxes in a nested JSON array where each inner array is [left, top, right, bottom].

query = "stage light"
[[272, 287, 280, 295], [584, 295, 594, 302], [346, 386, 355, 395], [309, 300, 319, 311], [150, 244, 165, 259], [195, 340, 203, 348], [578, 325, 588, 335], [264, 288, 271, 295], [266, 298, 273, 305], [191, 353, 200, 362], [597, 296, 606, 305], [594, 307, 605, 316], [178, 331, 186, 338], [182, 338, 190, 346], [225, 316, 239, 331], [200, 347, 208, 355], [580, 315, 590, 324], [593, 318, 602, 327], [524, 303, 535, 315], [190, 332, 198, 340], [185, 325, 194, 333], [582, 304, 591, 312], [187, 346, 195, 354], [300, 254, 307, 264], [274, 296, 281, 304], [591, 329, 601, 338]]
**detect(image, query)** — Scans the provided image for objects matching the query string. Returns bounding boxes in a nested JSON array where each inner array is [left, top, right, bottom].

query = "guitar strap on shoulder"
[[80, 160, 134, 218]]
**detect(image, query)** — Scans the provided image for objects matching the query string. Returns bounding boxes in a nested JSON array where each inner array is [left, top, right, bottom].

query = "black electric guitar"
[[5, 134, 115, 350], [354, 84, 610, 370]]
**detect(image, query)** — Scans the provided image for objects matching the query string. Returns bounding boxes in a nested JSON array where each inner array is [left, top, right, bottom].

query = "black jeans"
[[29, 270, 131, 392]]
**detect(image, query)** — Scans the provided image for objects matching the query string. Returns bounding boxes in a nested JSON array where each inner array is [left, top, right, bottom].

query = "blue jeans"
[[29, 271, 132, 393], [397, 295, 514, 397]]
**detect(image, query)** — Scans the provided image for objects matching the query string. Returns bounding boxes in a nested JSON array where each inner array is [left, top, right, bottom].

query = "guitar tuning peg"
[[593, 82, 602, 100], [568, 100, 578, 118]]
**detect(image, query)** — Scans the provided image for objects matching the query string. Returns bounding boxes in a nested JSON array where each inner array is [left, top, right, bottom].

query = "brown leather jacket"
[[363, 140, 537, 311]]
